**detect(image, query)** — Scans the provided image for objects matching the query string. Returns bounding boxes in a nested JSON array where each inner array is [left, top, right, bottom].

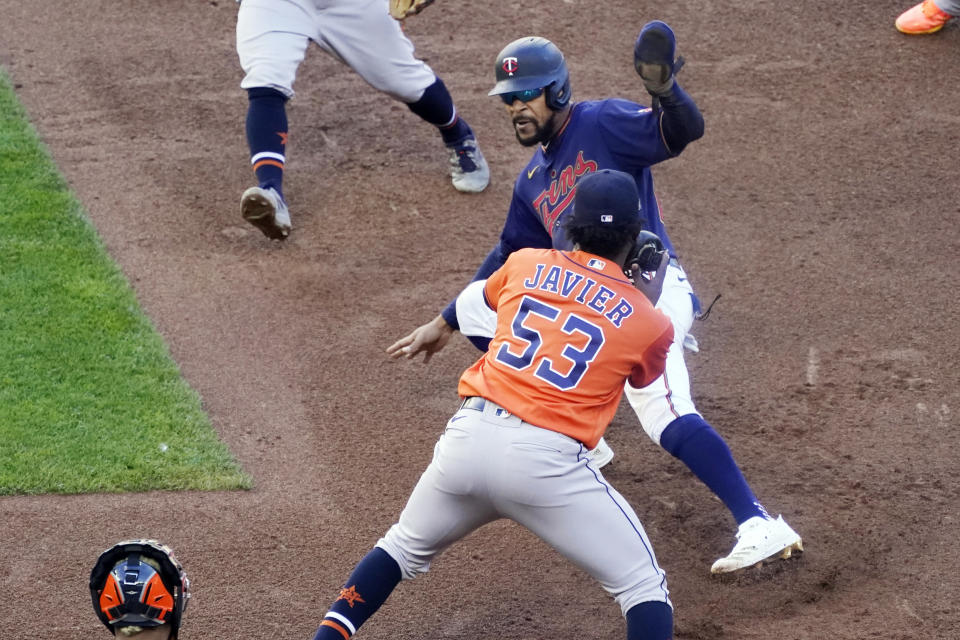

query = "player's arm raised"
[[633, 21, 704, 154]]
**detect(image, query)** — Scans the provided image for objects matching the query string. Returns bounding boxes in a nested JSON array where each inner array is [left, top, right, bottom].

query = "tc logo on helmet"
[[502, 57, 518, 75]]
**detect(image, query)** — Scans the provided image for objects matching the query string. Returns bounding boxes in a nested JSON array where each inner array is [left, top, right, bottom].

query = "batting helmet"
[[89, 539, 190, 639], [488, 37, 571, 110]]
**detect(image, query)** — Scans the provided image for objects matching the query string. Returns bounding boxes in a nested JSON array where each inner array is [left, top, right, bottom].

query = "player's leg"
[[495, 426, 672, 639], [623, 263, 802, 573], [308, 547, 401, 640], [311, 409, 497, 639], [625, 263, 765, 524], [407, 77, 491, 194], [314, 0, 489, 192], [236, 0, 312, 238]]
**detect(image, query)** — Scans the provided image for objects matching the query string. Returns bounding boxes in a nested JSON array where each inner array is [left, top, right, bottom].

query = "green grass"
[[0, 69, 251, 495]]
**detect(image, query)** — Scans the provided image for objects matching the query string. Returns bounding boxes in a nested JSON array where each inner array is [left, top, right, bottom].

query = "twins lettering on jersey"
[[523, 261, 634, 328], [531, 151, 598, 232]]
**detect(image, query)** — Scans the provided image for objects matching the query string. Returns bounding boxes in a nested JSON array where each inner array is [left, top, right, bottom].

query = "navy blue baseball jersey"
[[443, 91, 703, 330], [506, 98, 676, 256]]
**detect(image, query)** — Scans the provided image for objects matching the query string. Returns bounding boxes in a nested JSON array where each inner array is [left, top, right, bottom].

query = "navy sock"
[[245, 87, 288, 198], [659, 414, 766, 525], [406, 77, 472, 144], [312, 548, 402, 640], [626, 601, 673, 640]]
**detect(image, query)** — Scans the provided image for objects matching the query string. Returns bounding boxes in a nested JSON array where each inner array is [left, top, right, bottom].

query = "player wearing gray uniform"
[[235, 0, 490, 239], [307, 170, 677, 640], [390, 23, 803, 574]]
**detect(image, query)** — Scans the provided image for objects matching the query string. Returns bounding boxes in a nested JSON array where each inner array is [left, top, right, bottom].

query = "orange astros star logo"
[[336, 585, 365, 607], [277, 131, 288, 146]]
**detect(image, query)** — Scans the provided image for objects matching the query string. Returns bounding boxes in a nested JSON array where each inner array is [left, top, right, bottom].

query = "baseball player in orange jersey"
[[390, 27, 803, 575], [308, 170, 678, 640]]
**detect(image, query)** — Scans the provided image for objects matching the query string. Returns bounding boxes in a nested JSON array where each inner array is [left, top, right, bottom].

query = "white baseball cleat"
[[447, 136, 490, 193], [710, 515, 803, 574], [241, 186, 291, 240], [585, 437, 615, 468]]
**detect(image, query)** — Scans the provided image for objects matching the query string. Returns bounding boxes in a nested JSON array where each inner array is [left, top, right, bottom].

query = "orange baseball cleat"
[[896, 0, 954, 34]]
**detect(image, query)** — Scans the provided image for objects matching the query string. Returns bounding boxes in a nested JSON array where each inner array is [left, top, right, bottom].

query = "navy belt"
[[460, 396, 486, 411]]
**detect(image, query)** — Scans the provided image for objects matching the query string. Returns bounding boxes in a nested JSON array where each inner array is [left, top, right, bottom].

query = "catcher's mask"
[[89, 539, 190, 639], [489, 36, 571, 110]]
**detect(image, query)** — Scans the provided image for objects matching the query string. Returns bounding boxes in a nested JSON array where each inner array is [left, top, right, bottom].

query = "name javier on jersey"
[[523, 262, 634, 328]]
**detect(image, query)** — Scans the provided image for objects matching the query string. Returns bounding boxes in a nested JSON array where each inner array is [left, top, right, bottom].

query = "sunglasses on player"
[[499, 87, 545, 105]]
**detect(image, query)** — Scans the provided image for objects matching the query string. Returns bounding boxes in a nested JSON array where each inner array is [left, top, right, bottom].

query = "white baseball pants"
[[236, 0, 436, 102], [376, 398, 672, 616], [623, 261, 702, 443]]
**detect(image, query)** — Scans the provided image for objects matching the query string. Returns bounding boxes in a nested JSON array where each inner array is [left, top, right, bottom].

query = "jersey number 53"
[[496, 296, 605, 390]]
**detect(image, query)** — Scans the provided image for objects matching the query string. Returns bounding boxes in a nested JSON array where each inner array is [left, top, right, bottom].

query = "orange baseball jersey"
[[457, 248, 674, 448]]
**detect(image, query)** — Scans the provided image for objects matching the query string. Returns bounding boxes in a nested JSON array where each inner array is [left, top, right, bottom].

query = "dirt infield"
[[1, 1, 958, 638]]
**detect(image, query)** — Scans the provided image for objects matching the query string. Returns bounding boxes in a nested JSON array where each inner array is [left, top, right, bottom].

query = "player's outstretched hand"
[[387, 315, 455, 363], [629, 250, 669, 305], [633, 20, 684, 97]]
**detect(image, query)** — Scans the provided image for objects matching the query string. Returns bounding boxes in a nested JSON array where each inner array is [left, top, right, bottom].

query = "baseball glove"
[[634, 20, 685, 96], [389, 0, 435, 20], [623, 230, 667, 275]]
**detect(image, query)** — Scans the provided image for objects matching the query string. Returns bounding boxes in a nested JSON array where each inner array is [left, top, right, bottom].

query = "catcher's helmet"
[[489, 37, 571, 110], [89, 539, 190, 639]]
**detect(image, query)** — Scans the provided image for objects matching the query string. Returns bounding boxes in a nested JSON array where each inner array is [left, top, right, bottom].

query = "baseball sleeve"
[[655, 83, 704, 154], [596, 98, 671, 167], [455, 280, 496, 351], [596, 94, 702, 163], [627, 314, 675, 389]]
